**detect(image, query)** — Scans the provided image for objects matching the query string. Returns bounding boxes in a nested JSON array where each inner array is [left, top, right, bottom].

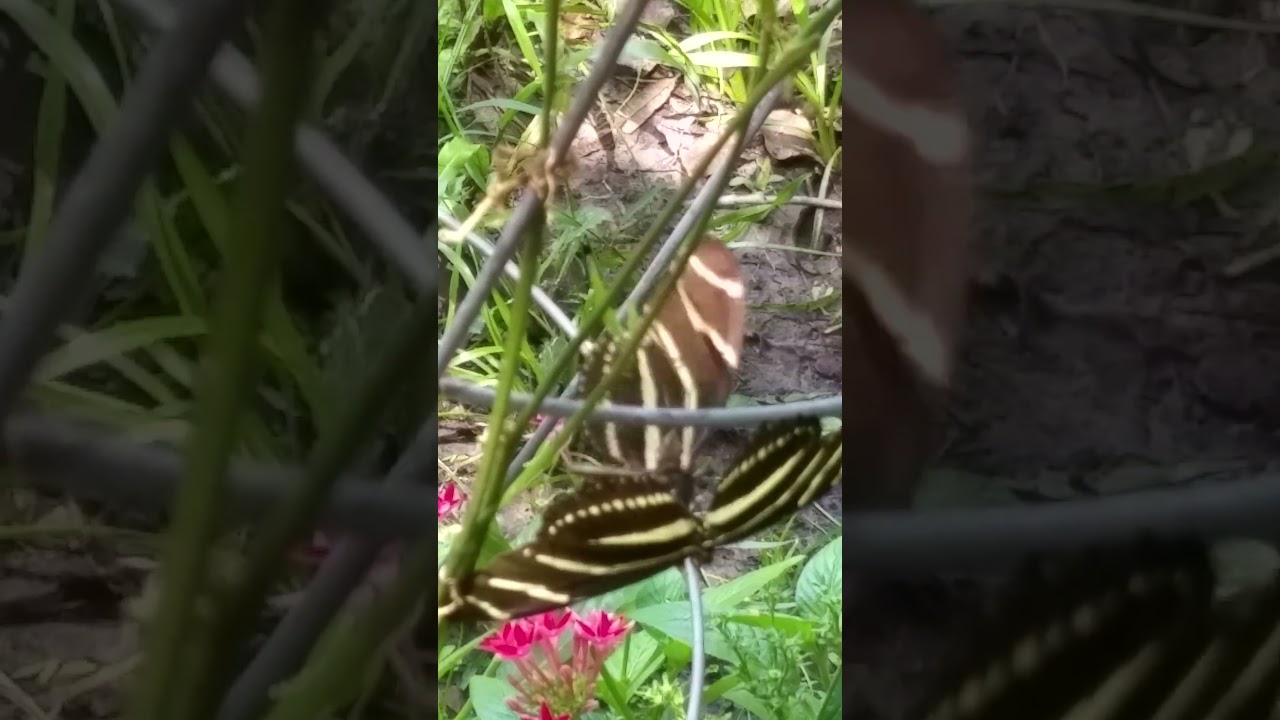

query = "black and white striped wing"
[[442, 475, 707, 622], [703, 419, 843, 547], [915, 538, 1238, 720]]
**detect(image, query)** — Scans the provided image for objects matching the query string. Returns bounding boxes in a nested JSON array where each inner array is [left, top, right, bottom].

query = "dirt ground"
[[6, 2, 1280, 719]]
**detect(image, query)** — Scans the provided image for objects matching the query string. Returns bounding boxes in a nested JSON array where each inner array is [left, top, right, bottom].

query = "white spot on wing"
[[677, 281, 740, 370], [688, 254, 745, 299], [649, 321, 698, 470], [845, 246, 951, 386], [844, 69, 968, 167], [636, 338, 663, 471]]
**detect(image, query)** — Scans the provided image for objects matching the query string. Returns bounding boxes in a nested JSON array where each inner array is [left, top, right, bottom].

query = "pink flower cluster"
[[438, 482, 467, 520], [479, 609, 634, 720]]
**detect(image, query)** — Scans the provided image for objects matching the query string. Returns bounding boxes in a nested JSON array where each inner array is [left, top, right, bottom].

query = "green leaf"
[[470, 675, 520, 720], [724, 612, 814, 642], [628, 602, 739, 663], [724, 687, 777, 720], [603, 628, 663, 702], [36, 316, 206, 382], [704, 555, 803, 610], [815, 667, 842, 720], [686, 50, 759, 68], [795, 535, 841, 616], [629, 566, 687, 607]]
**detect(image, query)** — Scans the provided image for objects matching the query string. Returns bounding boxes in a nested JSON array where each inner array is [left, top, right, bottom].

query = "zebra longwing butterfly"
[[440, 419, 841, 623], [575, 237, 746, 476], [841, 0, 973, 509], [440, 474, 706, 622], [914, 537, 1280, 720]]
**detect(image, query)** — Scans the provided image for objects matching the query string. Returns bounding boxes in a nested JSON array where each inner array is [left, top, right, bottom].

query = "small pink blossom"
[[574, 609, 633, 650], [527, 609, 575, 640], [438, 483, 466, 520], [567, 610, 632, 701], [479, 618, 538, 661]]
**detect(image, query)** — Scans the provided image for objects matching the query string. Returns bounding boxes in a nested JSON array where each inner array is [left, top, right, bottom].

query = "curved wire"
[[684, 558, 708, 717], [13, 411, 1280, 569], [441, 378, 841, 425]]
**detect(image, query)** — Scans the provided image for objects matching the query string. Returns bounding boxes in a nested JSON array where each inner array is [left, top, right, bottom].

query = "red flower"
[[485, 609, 632, 718], [574, 609, 633, 650], [438, 483, 466, 520], [519, 702, 571, 720], [479, 619, 538, 661], [527, 609, 575, 640]]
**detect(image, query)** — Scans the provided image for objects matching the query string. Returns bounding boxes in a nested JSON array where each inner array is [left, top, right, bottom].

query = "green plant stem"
[[263, 538, 436, 719], [540, 0, 560, 150], [125, 0, 328, 718], [439, 220, 546, 607], [177, 295, 436, 715], [266, 225, 544, 718]]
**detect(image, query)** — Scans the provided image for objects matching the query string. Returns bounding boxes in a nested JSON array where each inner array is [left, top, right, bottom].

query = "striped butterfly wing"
[[702, 419, 843, 547], [1163, 564, 1280, 720], [915, 538, 1217, 720], [841, 0, 974, 509], [442, 475, 707, 622], [578, 237, 746, 474]]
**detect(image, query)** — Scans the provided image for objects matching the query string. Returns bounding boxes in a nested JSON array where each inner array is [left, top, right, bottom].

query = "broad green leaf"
[[679, 30, 757, 51], [705, 555, 803, 609], [815, 667, 842, 720], [604, 628, 663, 701], [627, 602, 738, 663], [724, 687, 776, 720], [795, 535, 841, 616], [724, 612, 814, 642], [470, 675, 520, 720]]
